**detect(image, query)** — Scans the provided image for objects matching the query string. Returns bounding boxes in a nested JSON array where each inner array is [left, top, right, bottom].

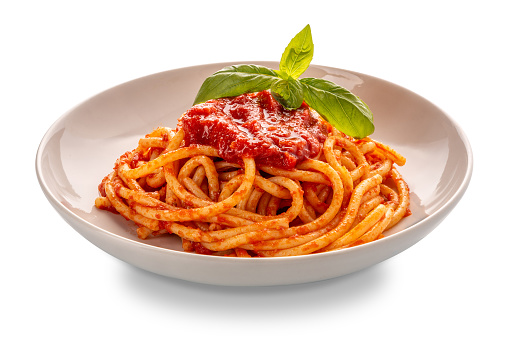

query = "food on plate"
[[95, 25, 410, 257]]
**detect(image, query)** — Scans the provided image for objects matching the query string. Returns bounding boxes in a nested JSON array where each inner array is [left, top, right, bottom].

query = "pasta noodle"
[[95, 92, 411, 257]]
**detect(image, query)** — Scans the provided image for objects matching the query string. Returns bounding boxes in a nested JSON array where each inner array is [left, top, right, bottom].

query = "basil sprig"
[[193, 25, 375, 139]]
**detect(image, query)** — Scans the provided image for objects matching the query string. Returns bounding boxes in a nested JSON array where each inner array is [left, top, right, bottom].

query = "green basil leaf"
[[193, 64, 279, 105], [270, 78, 304, 110], [274, 69, 290, 80], [300, 77, 375, 138], [279, 24, 314, 79]]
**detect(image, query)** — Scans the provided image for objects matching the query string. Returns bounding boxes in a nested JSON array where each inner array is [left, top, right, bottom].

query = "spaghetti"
[[95, 90, 410, 257]]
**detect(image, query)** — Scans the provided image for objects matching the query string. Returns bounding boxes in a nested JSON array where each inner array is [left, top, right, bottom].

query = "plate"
[[36, 62, 473, 286]]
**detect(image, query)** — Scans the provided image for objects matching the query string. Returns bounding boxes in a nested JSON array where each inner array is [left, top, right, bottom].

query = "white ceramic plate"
[[36, 62, 472, 286]]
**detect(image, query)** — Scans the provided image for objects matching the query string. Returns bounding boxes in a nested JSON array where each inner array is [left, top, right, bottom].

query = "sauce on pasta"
[[179, 90, 330, 169]]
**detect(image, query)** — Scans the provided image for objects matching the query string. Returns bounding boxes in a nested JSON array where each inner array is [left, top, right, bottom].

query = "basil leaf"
[[193, 64, 279, 105], [274, 69, 290, 80], [300, 77, 375, 138], [191, 25, 376, 140], [270, 78, 304, 110], [279, 24, 314, 79]]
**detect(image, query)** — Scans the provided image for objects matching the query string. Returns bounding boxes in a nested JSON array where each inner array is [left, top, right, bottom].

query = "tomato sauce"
[[178, 90, 330, 169]]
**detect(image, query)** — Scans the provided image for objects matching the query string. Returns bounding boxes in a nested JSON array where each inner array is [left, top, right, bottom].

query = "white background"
[[2, 0, 506, 338]]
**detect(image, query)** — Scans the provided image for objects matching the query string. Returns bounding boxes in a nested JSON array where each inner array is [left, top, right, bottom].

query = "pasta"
[[95, 90, 410, 257]]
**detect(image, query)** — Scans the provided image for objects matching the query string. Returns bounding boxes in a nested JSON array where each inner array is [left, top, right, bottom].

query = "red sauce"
[[178, 90, 330, 169]]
